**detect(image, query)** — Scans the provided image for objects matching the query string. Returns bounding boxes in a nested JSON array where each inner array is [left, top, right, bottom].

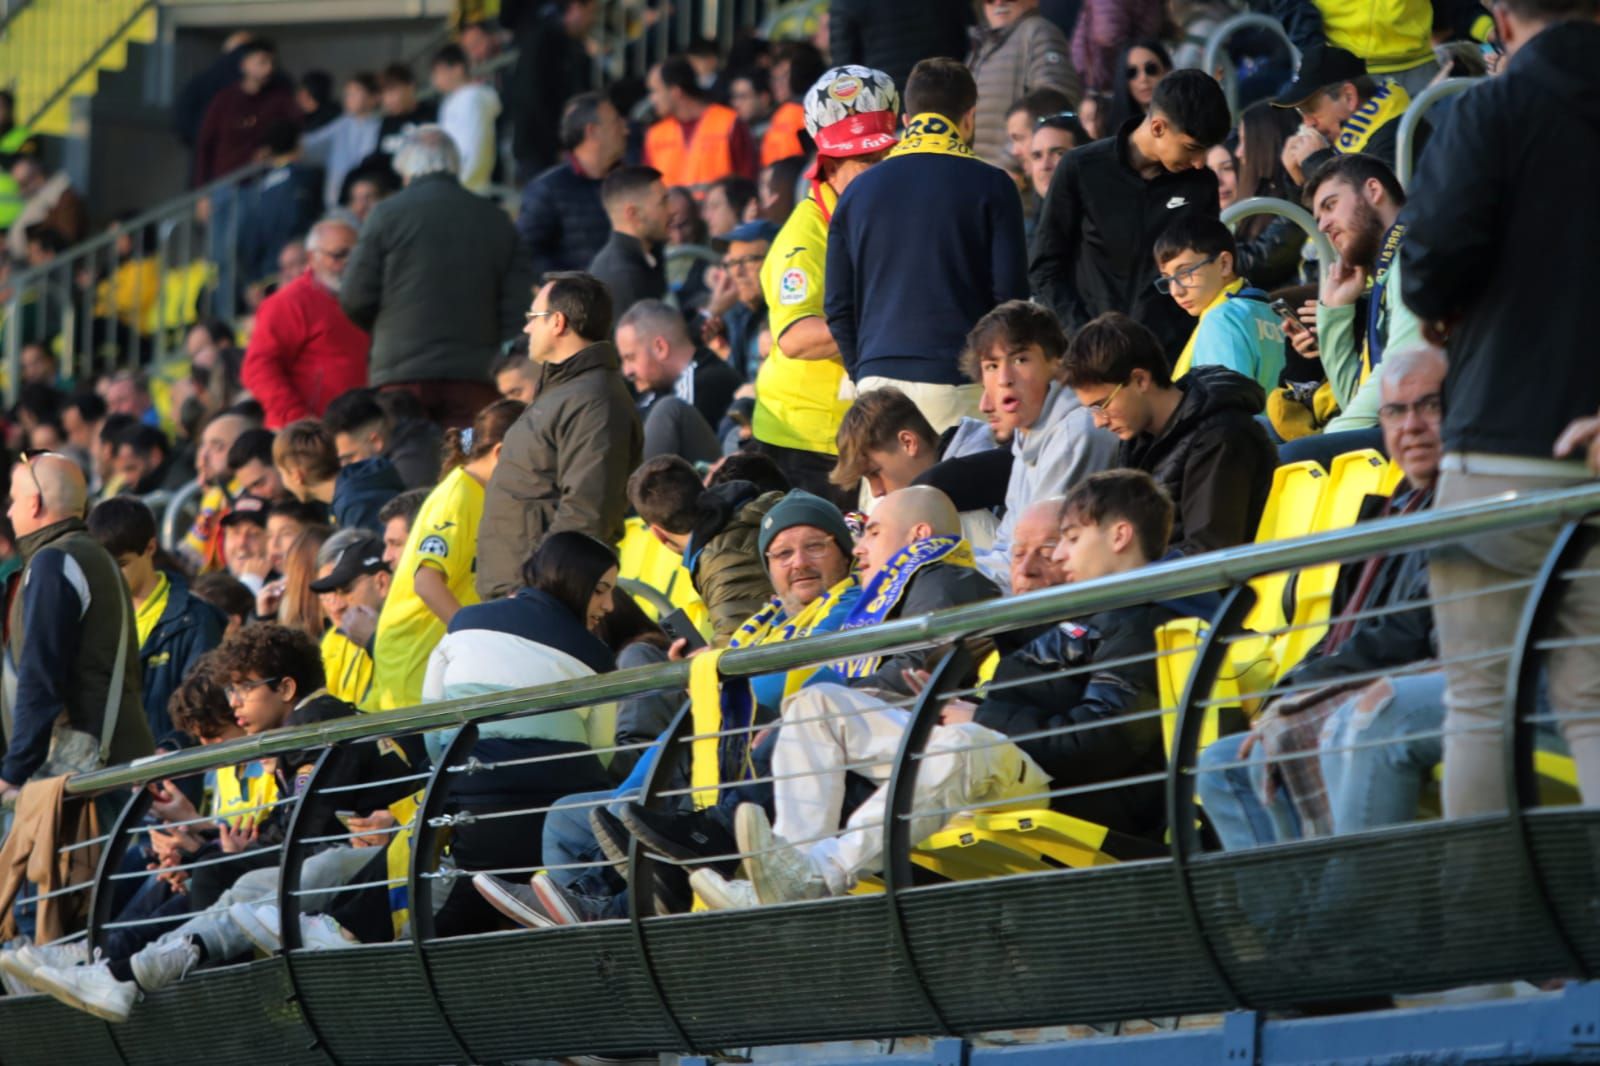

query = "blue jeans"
[[542, 789, 634, 921], [1194, 732, 1302, 850], [1320, 673, 1446, 835]]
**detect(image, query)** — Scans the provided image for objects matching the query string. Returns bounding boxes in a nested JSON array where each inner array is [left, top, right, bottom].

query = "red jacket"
[[241, 271, 370, 428]]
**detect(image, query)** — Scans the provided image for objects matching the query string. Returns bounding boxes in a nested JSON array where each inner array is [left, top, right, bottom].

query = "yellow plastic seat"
[[616, 517, 708, 632], [1244, 462, 1329, 636], [1155, 618, 1277, 747]]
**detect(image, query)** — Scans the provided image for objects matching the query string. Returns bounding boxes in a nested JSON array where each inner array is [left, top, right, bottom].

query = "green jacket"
[[1316, 251, 1422, 434]]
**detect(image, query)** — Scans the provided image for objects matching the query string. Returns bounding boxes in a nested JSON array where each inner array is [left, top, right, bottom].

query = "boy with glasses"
[[1153, 214, 1285, 391]]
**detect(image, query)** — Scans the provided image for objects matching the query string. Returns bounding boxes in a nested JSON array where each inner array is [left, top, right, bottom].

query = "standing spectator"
[[272, 419, 403, 533], [1399, 0, 1600, 813], [730, 68, 775, 146], [702, 176, 759, 240], [494, 350, 540, 405], [242, 218, 370, 429], [340, 126, 532, 428], [826, 59, 1028, 433], [1273, 46, 1419, 185], [194, 39, 299, 184], [1030, 69, 1231, 362], [0, 454, 152, 795], [827, 0, 971, 93], [174, 31, 256, 150], [1063, 312, 1275, 556], [644, 56, 758, 188], [1268, 0, 1438, 96], [297, 70, 339, 131], [238, 122, 323, 288], [501, 0, 597, 182], [362, 64, 438, 180], [477, 273, 641, 600], [757, 154, 808, 226], [112, 425, 191, 496], [705, 220, 775, 382], [87, 498, 227, 740], [761, 43, 826, 167], [967, 0, 1082, 168], [1070, 0, 1165, 93], [5, 156, 85, 259], [430, 44, 501, 194], [300, 73, 383, 210], [517, 92, 626, 279], [616, 299, 741, 463], [588, 166, 671, 317], [1153, 215, 1285, 391]]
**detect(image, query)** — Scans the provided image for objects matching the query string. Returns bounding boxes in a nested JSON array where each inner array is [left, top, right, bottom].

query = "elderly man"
[[341, 126, 533, 428], [616, 299, 743, 463], [242, 219, 370, 428]]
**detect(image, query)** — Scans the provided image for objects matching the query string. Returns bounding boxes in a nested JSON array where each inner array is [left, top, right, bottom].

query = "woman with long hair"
[[1231, 101, 1308, 290], [1104, 40, 1173, 136], [275, 524, 333, 639]]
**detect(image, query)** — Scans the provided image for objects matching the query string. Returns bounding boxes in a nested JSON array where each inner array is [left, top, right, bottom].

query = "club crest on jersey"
[[418, 535, 449, 557]]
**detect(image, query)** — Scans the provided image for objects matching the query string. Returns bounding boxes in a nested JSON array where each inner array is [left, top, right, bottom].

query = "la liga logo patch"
[[779, 267, 809, 305]]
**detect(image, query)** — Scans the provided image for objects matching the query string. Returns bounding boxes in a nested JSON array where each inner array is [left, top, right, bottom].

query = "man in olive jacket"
[[0, 455, 152, 797], [477, 272, 642, 600]]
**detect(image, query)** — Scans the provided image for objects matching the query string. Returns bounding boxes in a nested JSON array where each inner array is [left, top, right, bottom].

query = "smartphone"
[[1270, 297, 1308, 336], [335, 810, 358, 830], [658, 608, 708, 652]]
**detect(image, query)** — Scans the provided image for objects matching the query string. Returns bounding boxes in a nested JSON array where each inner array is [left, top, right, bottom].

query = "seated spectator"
[[377, 486, 427, 567], [321, 387, 437, 491], [1196, 343, 1446, 845], [5, 155, 85, 259], [239, 122, 323, 288], [617, 299, 742, 463], [362, 62, 438, 181], [226, 426, 288, 503], [112, 424, 190, 496], [516, 91, 626, 279], [88, 497, 227, 740], [1154, 215, 1286, 391], [492, 349, 540, 405], [241, 218, 370, 429], [1063, 312, 1275, 555], [300, 73, 382, 209], [312, 529, 391, 708], [266, 523, 334, 637], [478, 273, 641, 599], [626, 455, 784, 644], [1275, 46, 1421, 186], [706, 219, 776, 383], [968, 2, 1081, 169], [644, 55, 758, 188], [341, 173, 391, 225], [271, 418, 403, 533], [964, 302, 1117, 588], [431, 44, 500, 194], [192, 571, 255, 637], [179, 409, 255, 573], [692, 470, 1198, 907], [588, 166, 671, 317], [266, 498, 328, 575], [374, 399, 524, 710], [219, 495, 273, 593]]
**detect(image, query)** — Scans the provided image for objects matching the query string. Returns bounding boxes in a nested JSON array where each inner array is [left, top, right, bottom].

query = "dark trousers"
[[379, 380, 502, 430], [755, 440, 858, 512]]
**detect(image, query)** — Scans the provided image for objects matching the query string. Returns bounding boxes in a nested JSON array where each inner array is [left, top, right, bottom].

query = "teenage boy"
[[1153, 215, 1285, 391], [272, 418, 403, 533], [1031, 68, 1232, 360]]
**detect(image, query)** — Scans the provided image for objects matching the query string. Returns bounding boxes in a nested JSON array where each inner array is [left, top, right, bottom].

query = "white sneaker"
[[30, 960, 138, 1022], [129, 935, 199, 994], [0, 938, 88, 992], [689, 868, 760, 911], [298, 914, 356, 951], [229, 901, 282, 955], [734, 803, 828, 905]]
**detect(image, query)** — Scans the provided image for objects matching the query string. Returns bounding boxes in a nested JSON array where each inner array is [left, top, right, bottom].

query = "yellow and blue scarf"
[[1335, 81, 1410, 156], [835, 536, 975, 679], [888, 113, 978, 160]]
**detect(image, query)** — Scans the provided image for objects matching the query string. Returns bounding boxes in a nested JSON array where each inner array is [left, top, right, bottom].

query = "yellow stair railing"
[[0, 0, 158, 138]]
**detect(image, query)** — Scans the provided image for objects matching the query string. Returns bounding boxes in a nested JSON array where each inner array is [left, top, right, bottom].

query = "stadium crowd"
[[0, 0, 1596, 1032]]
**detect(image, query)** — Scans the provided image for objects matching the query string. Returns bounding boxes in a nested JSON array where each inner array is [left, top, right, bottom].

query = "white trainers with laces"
[[30, 959, 138, 1022], [129, 935, 199, 994], [0, 938, 89, 991], [734, 803, 828, 905], [229, 901, 282, 954], [689, 868, 760, 911], [298, 914, 356, 951]]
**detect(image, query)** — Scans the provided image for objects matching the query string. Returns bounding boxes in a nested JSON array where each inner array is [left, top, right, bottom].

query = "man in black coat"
[[517, 92, 625, 279], [501, 0, 597, 182], [828, 0, 972, 92], [587, 166, 670, 320]]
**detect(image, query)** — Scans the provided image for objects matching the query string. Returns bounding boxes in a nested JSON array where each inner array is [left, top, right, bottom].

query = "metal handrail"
[[1396, 77, 1476, 188], [1222, 195, 1333, 281], [1201, 13, 1301, 119], [18, 0, 155, 131], [65, 479, 1600, 795]]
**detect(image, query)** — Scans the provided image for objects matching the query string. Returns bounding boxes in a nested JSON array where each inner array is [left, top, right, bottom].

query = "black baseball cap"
[[219, 494, 269, 529], [309, 531, 388, 593], [1272, 46, 1369, 108]]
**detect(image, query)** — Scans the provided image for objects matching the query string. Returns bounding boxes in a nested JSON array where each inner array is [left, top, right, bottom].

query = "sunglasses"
[[1127, 60, 1165, 79], [1035, 110, 1079, 128]]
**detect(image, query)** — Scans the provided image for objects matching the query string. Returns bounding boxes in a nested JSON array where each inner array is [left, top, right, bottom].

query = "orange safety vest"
[[645, 103, 739, 189], [761, 101, 806, 167]]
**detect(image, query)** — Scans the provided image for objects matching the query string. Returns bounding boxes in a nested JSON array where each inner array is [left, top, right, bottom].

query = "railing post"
[[274, 745, 343, 1062], [1201, 14, 1302, 120], [3, 288, 20, 409], [1222, 196, 1335, 284], [1396, 78, 1476, 189]]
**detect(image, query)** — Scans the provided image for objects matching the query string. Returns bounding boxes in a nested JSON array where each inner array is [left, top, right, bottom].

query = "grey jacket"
[[476, 343, 642, 599], [967, 12, 1082, 167], [340, 173, 533, 386]]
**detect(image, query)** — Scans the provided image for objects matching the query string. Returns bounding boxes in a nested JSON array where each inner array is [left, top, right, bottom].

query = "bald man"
[[1009, 497, 1067, 595], [1, 454, 152, 798]]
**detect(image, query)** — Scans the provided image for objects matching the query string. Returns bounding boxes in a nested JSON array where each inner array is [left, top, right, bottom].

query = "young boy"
[[1153, 215, 1285, 391], [272, 419, 402, 534]]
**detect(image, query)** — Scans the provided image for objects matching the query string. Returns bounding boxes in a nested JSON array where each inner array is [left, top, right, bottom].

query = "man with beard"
[[1282, 154, 1419, 465], [242, 219, 371, 428], [179, 409, 258, 573]]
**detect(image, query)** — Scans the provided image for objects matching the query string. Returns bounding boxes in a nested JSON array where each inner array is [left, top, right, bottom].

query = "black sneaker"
[[589, 805, 633, 881], [617, 802, 737, 866]]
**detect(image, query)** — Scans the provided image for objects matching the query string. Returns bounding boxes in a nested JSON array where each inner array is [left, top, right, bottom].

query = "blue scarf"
[[1365, 221, 1406, 372], [834, 536, 974, 679]]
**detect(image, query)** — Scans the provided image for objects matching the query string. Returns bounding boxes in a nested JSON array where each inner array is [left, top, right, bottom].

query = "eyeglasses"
[[1377, 393, 1444, 424], [225, 676, 282, 702], [1153, 255, 1219, 294], [18, 448, 63, 500], [1086, 381, 1125, 413], [764, 540, 838, 567], [1127, 60, 1165, 80], [524, 309, 558, 323], [722, 255, 764, 271]]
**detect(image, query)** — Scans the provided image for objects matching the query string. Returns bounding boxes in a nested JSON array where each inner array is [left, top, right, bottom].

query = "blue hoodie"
[[333, 456, 405, 533], [1184, 285, 1285, 393]]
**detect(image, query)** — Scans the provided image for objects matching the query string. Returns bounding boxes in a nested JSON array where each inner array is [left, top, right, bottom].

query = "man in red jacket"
[[241, 219, 370, 428]]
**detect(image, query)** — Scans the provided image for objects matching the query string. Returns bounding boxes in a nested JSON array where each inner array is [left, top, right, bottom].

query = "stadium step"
[[0, 0, 159, 137]]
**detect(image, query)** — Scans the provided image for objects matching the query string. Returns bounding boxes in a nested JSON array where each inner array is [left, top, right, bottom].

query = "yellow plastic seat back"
[[1244, 462, 1329, 635], [1156, 618, 1277, 755], [617, 517, 708, 633]]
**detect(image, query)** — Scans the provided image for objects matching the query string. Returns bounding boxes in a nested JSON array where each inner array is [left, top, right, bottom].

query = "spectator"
[[5, 156, 84, 259], [588, 166, 671, 317], [614, 300, 739, 464], [0, 453, 152, 794], [730, 68, 775, 145], [320, 388, 437, 492], [501, 0, 597, 181], [63, 394, 106, 472], [271, 419, 403, 533], [342, 173, 390, 225], [373, 399, 523, 710], [18, 342, 60, 388], [1274, 46, 1422, 186], [1230, 102, 1306, 291], [644, 55, 758, 188], [1400, 0, 1600, 814], [968, 0, 1082, 168], [1004, 87, 1074, 186], [430, 44, 501, 194], [761, 42, 825, 166], [706, 219, 776, 382], [826, 59, 1028, 433], [194, 39, 299, 185], [361, 63, 438, 181], [300, 73, 383, 209], [236, 120, 323, 293], [1103, 39, 1172, 135], [517, 92, 625, 279], [242, 218, 370, 429], [266, 499, 328, 575], [756, 154, 806, 227], [702, 176, 759, 239], [192, 571, 255, 637], [87, 223, 160, 345], [88, 497, 227, 740], [219, 495, 272, 593], [493, 349, 540, 405], [226, 426, 288, 503], [341, 125, 532, 428], [827, 0, 971, 93], [179, 409, 256, 572], [1153, 215, 1285, 391], [377, 486, 427, 568], [964, 302, 1116, 587], [1070, 0, 1166, 93], [478, 273, 641, 599], [1027, 112, 1089, 201], [1031, 69, 1231, 361], [112, 424, 190, 495], [1208, 143, 1238, 209], [1063, 312, 1275, 556], [1270, 0, 1438, 96], [628, 455, 786, 643], [371, 389, 445, 490], [297, 70, 339, 131], [174, 31, 257, 149], [311, 529, 391, 708]]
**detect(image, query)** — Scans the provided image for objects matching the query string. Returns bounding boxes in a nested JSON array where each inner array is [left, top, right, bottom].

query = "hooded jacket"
[[477, 342, 643, 599], [1119, 366, 1276, 556], [141, 573, 227, 742], [683, 482, 783, 645], [1030, 119, 1221, 360], [332, 456, 405, 533], [1400, 20, 1600, 458], [967, 11, 1083, 167], [438, 83, 502, 194]]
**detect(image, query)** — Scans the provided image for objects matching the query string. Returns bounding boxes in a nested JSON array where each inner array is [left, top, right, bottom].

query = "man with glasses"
[[1271, 46, 1424, 187], [1153, 215, 1285, 392], [706, 218, 777, 382], [242, 218, 371, 429]]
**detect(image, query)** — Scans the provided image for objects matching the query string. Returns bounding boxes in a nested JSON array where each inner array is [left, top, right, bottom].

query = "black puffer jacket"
[[1119, 366, 1276, 556], [1235, 214, 1307, 293]]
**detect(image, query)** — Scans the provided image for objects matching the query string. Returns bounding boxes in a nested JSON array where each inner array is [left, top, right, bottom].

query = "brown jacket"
[[968, 11, 1082, 167], [476, 342, 642, 599], [685, 485, 783, 644], [0, 775, 100, 942]]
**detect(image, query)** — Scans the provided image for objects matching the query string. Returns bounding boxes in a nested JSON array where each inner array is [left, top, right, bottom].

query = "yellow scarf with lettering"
[[888, 113, 978, 160], [1173, 278, 1246, 381], [1335, 81, 1410, 155]]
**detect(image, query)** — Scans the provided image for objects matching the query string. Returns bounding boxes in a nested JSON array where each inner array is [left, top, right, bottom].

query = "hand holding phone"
[[659, 608, 707, 653]]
